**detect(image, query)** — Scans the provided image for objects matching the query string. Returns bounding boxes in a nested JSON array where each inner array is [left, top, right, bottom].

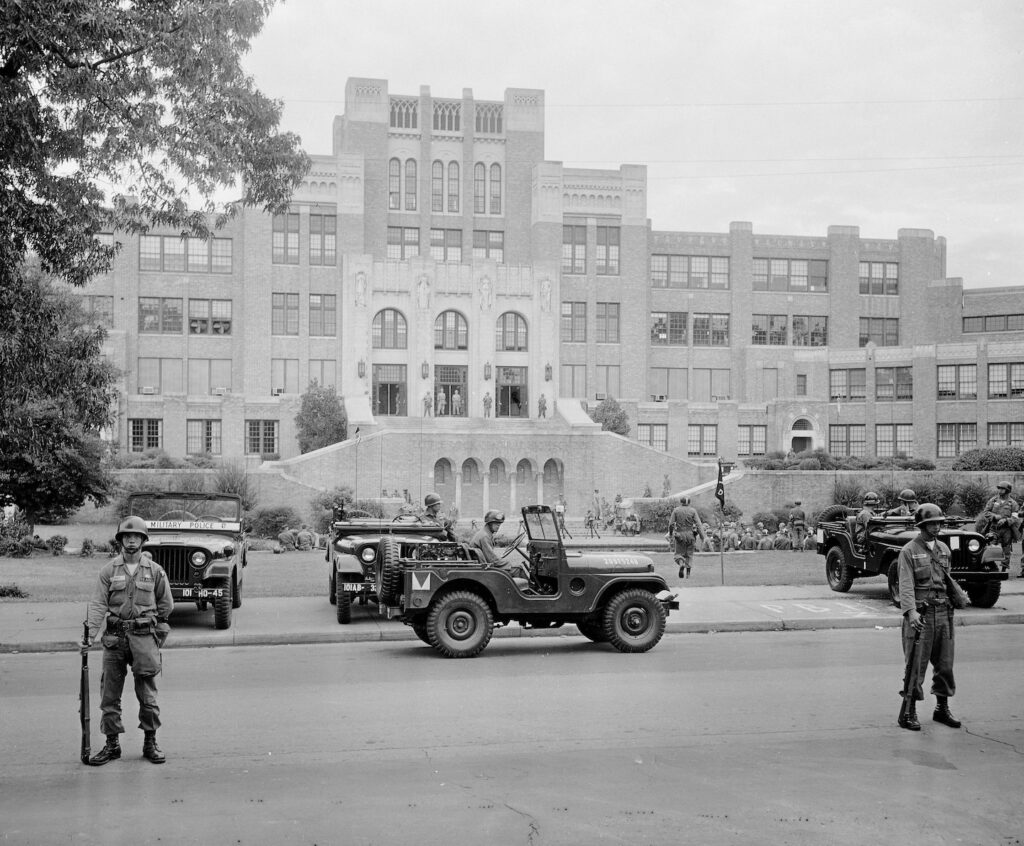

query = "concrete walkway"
[[3, 580, 1022, 654]]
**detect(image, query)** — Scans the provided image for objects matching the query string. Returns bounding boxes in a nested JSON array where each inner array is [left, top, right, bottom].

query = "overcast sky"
[[242, 0, 1023, 289]]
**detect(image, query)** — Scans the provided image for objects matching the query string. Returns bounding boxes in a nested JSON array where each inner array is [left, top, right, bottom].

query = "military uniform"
[[669, 502, 706, 578], [788, 505, 807, 551], [981, 492, 1021, 572]]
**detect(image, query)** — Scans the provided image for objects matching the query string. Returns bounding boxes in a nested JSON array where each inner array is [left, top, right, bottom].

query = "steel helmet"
[[914, 503, 945, 527], [116, 515, 149, 543], [484, 509, 505, 525], [679, 495, 691, 506], [996, 481, 1012, 492], [863, 491, 880, 506], [424, 492, 443, 508], [898, 489, 917, 503]]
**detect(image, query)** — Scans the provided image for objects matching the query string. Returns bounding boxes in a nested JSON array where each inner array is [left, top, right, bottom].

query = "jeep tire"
[[426, 591, 494, 658], [576, 620, 608, 643], [602, 588, 666, 653], [329, 572, 337, 605], [375, 536, 402, 605], [231, 570, 242, 609], [966, 581, 1001, 608], [213, 578, 233, 629], [825, 547, 854, 593], [887, 560, 901, 606], [411, 621, 431, 644], [336, 580, 352, 624]]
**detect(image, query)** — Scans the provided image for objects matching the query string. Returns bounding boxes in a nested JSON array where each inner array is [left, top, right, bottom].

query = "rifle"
[[898, 624, 923, 725], [79, 621, 91, 765]]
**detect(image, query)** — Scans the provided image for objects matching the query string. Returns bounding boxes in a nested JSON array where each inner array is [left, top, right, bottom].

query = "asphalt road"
[[1, 627, 1021, 845]]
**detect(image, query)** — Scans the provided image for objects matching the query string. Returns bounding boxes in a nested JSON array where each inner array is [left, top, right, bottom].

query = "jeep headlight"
[[966, 538, 981, 554], [190, 550, 208, 567], [360, 547, 376, 563]]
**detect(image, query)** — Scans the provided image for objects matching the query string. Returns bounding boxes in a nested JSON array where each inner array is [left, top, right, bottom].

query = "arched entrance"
[[789, 417, 815, 453]]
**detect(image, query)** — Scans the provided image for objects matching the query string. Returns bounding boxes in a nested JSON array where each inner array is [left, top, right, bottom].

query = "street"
[[1, 627, 1021, 846]]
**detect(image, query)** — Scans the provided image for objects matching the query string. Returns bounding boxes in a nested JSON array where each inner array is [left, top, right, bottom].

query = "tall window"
[[187, 359, 231, 395], [691, 369, 731, 402], [129, 419, 162, 452], [309, 213, 336, 266], [432, 101, 460, 131], [372, 308, 408, 349], [561, 302, 586, 342], [496, 312, 527, 351], [595, 365, 620, 398], [435, 365, 468, 417], [987, 362, 1024, 398], [859, 262, 899, 295], [372, 364, 406, 416], [80, 295, 114, 328], [271, 293, 299, 335], [752, 314, 787, 345], [596, 226, 620, 275], [388, 158, 401, 210], [309, 294, 337, 336], [988, 422, 1024, 448], [271, 359, 298, 394], [796, 374, 807, 396], [387, 226, 419, 260], [596, 302, 620, 343], [189, 299, 232, 335], [637, 424, 668, 451], [687, 424, 718, 456], [937, 423, 976, 458], [648, 367, 687, 400], [829, 369, 866, 402], [650, 255, 729, 289], [650, 312, 687, 345], [430, 228, 462, 262], [474, 163, 486, 213], [560, 364, 586, 398], [431, 161, 444, 212], [792, 315, 828, 346], [830, 424, 866, 457], [447, 161, 460, 212], [404, 159, 417, 210], [309, 359, 337, 389], [434, 311, 468, 350], [472, 230, 504, 263], [246, 420, 278, 455], [475, 103, 503, 133], [562, 224, 586, 274], [876, 366, 913, 400], [272, 212, 299, 264], [138, 297, 182, 333], [389, 97, 417, 129], [753, 258, 828, 292], [737, 425, 767, 456], [859, 317, 899, 347], [693, 313, 729, 346], [937, 364, 977, 399], [187, 420, 222, 455], [876, 424, 913, 457], [138, 358, 182, 393], [489, 163, 502, 214]]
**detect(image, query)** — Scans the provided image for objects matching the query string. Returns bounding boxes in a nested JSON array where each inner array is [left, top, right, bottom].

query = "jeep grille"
[[146, 547, 192, 583]]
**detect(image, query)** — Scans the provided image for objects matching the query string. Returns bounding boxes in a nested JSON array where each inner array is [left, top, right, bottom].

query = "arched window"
[[496, 312, 527, 351], [431, 161, 443, 212], [372, 308, 407, 349], [434, 458, 451, 484], [516, 459, 531, 485], [792, 418, 813, 431], [434, 310, 468, 350], [388, 158, 400, 210], [474, 163, 486, 214], [447, 161, 460, 213], [462, 459, 478, 484], [404, 159, 417, 211], [489, 163, 501, 214], [489, 459, 506, 485], [543, 459, 561, 483]]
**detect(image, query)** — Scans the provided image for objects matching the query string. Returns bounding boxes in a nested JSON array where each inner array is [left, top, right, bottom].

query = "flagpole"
[[716, 457, 726, 585]]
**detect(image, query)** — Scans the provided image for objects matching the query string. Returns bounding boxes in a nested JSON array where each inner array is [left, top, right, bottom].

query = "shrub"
[[832, 477, 865, 508], [0, 537, 17, 556], [750, 511, 780, 532], [45, 535, 68, 556], [953, 447, 1024, 472], [956, 479, 991, 517], [0, 584, 28, 598], [798, 458, 821, 470], [0, 509, 31, 542], [214, 461, 258, 511], [249, 506, 301, 538], [112, 477, 164, 519], [176, 473, 208, 493], [80, 538, 96, 557], [634, 499, 675, 533], [15, 536, 36, 557]]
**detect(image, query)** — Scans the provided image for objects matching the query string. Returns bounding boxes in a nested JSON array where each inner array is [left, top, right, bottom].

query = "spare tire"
[[817, 504, 856, 524], [375, 536, 403, 605]]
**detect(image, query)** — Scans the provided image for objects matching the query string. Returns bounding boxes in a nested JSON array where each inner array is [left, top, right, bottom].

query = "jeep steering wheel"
[[392, 514, 422, 524], [159, 510, 196, 520], [500, 530, 530, 563]]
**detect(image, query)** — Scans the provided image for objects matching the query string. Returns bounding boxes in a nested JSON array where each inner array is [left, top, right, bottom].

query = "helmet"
[[996, 481, 1012, 493], [914, 503, 945, 527], [483, 509, 505, 525], [116, 515, 149, 543], [898, 489, 917, 503], [679, 495, 690, 506], [863, 491, 879, 506], [424, 492, 442, 508]]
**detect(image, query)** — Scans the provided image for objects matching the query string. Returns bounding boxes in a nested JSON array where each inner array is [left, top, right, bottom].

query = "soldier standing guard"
[[896, 503, 967, 731], [980, 481, 1020, 574], [788, 502, 807, 551], [482, 392, 492, 418], [81, 516, 173, 764]]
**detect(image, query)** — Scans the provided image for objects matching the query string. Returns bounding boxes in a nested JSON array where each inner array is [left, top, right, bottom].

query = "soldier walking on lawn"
[[81, 516, 173, 764], [669, 495, 707, 579]]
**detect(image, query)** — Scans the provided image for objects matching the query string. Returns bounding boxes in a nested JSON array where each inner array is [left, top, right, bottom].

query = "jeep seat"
[[566, 554, 654, 575]]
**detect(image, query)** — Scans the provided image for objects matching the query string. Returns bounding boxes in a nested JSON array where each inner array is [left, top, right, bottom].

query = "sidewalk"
[[3, 581, 1022, 654]]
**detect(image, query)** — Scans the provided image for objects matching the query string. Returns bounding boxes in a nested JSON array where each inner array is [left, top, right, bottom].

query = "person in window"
[[451, 388, 462, 416]]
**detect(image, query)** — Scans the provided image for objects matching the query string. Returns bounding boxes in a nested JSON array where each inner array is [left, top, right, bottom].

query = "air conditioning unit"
[[212, 387, 228, 396], [595, 393, 606, 401], [654, 395, 667, 402], [273, 388, 284, 396], [140, 386, 156, 395]]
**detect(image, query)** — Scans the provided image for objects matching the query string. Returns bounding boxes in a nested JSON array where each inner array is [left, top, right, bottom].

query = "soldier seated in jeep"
[[470, 510, 530, 587]]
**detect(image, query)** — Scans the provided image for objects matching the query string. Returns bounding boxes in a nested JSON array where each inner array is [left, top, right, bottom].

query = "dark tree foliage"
[[952, 448, 1024, 472], [589, 396, 630, 436], [295, 382, 348, 454]]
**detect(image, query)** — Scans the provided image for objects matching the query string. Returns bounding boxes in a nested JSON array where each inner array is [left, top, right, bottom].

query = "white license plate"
[[341, 583, 367, 591], [182, 587, 224, 598]]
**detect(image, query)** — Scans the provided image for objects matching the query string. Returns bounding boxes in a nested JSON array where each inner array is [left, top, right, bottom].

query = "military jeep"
[[374, 505, 679, 658], [126, 492, 248, 629], [327, 511, 450, 623], [815, 505, 1006, 608]]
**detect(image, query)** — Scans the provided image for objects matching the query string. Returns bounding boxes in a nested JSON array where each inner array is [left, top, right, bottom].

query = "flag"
[[715, 459, 726, 509]]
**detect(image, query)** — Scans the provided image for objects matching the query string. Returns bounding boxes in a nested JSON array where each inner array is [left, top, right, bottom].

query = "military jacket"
[[896, 534, 952, 615]]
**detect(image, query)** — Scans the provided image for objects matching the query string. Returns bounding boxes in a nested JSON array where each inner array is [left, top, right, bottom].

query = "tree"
[[295, 382, 348, 454], [589, 396, 630, 436], [0, 267, 118, 526]]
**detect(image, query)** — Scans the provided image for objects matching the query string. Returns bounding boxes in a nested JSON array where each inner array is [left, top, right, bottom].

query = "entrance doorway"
[[496, 366, 528, 418]]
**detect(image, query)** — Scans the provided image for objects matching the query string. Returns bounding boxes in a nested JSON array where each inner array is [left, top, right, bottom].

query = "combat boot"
[[142, 731, 166, 764], [933, 697, 962, 728], [898, 702, 920, 731], [88, 735, 121, 765]]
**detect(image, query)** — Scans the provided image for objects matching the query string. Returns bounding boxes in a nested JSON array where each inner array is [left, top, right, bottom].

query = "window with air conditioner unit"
[[212, 387, 228, 396], [595, 393, 606, 401], [273, 388, 284, 396], [653, 394, 667, 402], [140, 386, 156, 395]]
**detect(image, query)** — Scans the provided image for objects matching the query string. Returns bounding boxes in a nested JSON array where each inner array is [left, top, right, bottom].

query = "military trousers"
[[99, 633, 162, 735], [901, 605, 955, 701], [673, 532, 695, 567]]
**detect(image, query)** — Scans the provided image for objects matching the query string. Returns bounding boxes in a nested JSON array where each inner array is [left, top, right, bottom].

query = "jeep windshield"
[[523, 507, 559, 541], [127, 494, 243, 532]]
